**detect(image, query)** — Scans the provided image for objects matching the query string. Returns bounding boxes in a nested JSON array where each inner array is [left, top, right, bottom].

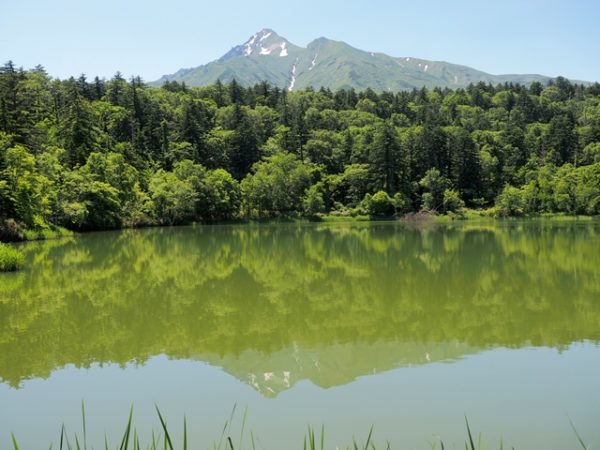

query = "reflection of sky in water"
[[1, 221, 599, 448], [1, 344, 599, 450]]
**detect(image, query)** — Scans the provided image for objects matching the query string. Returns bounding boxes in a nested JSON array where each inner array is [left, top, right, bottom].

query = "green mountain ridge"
[[152, 29, 568, 90]]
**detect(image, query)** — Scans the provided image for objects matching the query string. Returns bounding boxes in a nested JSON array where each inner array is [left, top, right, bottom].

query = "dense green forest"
[[1, 61, 599, 239]]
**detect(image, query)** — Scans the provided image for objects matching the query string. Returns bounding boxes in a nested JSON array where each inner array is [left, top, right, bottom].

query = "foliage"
[[1, 63, 600, 239], [303, 183, 326, 218], [442, 188, 465, 214], [392, 192, 410, 215], [494, 163, 600, 216], [0, 242, 23, 271], [366, 190, 395, 217], [241, 152, 312, 218], [60, 173, 123, 230], [419, 168, 451, 212], [496, 185, 525, 217], [200, 168, 242, 221], [149, 169, 196, 225]]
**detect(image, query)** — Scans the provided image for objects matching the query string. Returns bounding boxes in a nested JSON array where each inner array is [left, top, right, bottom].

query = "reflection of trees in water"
[[0, 222, 598, 388]]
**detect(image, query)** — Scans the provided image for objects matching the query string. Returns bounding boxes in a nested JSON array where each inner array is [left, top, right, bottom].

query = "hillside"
[[152, 29, 556, 90]]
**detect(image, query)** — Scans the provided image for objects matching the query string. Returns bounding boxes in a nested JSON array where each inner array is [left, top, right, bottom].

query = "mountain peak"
[[255, 28, 278, 39], [309, 36, 332, 45], [219, 28, 292, 61], [244, 29, 280, 45]]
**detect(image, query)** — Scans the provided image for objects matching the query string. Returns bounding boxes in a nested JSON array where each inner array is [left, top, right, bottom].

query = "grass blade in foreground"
[[569, 418, 590, 450], [8, 406, 595, 450], [155, 406, 174, 450], [118, 406, 133, 450], [81, 401, 87, 450], [465, 416, 476, 450], [183, 416, 187, 450], [11, 433, 20, 450]]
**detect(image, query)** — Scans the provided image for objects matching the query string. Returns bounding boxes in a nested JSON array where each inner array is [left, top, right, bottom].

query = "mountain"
[[152, 29, 558, 91]]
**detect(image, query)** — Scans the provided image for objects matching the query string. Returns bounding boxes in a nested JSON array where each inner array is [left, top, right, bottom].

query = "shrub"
[[392, 192, 410, 215], [367, 191, 395, 217], [0, 243, 24, 271], [495, 185, 525, 217], [443, 189, 465, 213], [303, 184, 326, 218]]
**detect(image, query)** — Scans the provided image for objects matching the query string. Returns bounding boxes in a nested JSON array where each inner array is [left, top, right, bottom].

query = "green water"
[[1, 220, 599, 449]]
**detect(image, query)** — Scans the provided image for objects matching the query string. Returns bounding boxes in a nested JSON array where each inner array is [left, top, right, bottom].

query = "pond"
[[1, 220, 599, 449]]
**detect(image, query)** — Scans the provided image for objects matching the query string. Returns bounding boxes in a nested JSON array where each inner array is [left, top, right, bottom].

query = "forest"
[[1, 61, 600, 239]]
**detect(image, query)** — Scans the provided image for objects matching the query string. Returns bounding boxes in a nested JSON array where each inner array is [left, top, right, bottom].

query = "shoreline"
[[6, 210, 600, 238], [3, 210, 598, 245]]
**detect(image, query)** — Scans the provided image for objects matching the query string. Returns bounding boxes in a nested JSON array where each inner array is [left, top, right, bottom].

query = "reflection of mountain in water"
[[200, 340, 479, 397], [0, 221, 599, 391]]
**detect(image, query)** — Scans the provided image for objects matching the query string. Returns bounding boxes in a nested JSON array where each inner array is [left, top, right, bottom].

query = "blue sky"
[[1, 0, 599, 82]]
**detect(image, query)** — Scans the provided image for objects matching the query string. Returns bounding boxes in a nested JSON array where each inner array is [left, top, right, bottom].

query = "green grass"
[[7, 405, 592, 450], [0, 243, 24, 271], [318, 214, 371, 222], [428, 209, 600, 223]]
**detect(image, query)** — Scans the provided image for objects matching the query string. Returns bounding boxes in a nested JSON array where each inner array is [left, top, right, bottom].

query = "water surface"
[[1, 221, 599, 449]]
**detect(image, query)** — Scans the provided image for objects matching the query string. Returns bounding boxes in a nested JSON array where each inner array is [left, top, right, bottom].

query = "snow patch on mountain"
[[288, 58, 298, 91], [309, 53, 318, 71], [245, 34, 258, 56], [241, 30, 284, 57], [280, 42, 288, 57]]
